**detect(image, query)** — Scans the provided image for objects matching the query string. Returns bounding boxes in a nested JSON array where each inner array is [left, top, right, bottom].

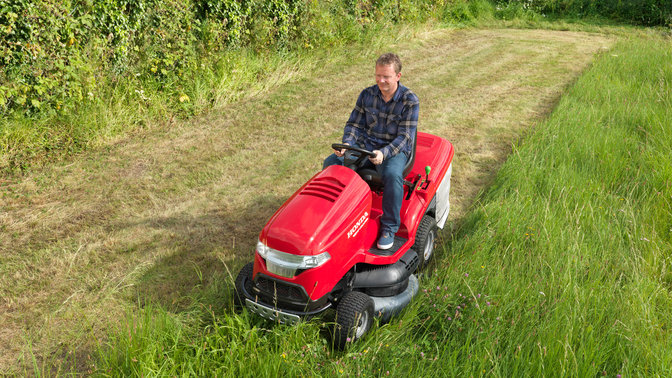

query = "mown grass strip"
[[91, 32, 671, 376]]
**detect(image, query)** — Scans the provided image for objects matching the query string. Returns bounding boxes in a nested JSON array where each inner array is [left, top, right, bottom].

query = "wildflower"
[[465, 273, 469, 277], [447, 317, 452, 320], [486, 301, 491, 306], [179, 94, 190, 103], [282, 353, 287, 359], [346, 337, 351, 342], [420, 352, 425, 358]]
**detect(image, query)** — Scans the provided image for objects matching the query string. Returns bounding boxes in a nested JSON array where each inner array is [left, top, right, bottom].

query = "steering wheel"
[[331, 143, 376, 169]]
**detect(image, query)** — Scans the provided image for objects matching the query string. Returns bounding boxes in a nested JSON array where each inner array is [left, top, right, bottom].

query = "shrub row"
[[6, 0, 669, 120], [495, 0, 672, 26], [0, 0, 305, 116]]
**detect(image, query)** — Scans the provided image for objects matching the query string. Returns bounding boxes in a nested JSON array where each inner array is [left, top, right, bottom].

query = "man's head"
[[376, 53, 402, 74], [375, 53, 402, 98]]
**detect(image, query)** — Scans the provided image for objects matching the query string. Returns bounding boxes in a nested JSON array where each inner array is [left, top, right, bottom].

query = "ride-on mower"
[[235, 131, 454, 348]]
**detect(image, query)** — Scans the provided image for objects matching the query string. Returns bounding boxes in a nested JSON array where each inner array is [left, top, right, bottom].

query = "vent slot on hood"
[[299, 177, 345, 202]]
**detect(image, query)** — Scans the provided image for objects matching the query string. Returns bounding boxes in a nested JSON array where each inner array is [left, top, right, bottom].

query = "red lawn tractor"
[[235, 131, 454, 348]]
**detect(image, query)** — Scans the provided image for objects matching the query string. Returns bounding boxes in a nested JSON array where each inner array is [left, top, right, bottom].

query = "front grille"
[[254, 275, 309, 303]]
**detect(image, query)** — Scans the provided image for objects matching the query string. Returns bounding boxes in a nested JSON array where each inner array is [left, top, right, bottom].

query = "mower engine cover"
[[254, 165, 372, 303]]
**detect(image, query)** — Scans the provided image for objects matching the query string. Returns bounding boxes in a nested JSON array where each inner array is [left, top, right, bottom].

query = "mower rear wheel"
[[234, 262, 254, 308], [413, 215, 437, 270], [334, 291, 374, 349]]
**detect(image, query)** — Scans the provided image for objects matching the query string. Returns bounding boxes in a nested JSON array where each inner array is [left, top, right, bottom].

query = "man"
[[323, 53, 419, 250]]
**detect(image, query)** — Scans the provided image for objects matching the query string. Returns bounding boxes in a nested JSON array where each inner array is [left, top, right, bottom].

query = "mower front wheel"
[[334, 291, 374, 349], [234, 262, 254, 308]]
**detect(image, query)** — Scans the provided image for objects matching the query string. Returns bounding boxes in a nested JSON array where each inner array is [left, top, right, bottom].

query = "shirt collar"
[[374, 83, 404, 103]]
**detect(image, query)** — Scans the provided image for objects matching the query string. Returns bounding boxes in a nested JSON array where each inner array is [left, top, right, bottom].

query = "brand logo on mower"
[[347, 211, 369, 239]]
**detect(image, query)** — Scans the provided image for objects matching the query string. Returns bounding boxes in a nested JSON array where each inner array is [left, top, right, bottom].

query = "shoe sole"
[[377, 240, 394, 250]]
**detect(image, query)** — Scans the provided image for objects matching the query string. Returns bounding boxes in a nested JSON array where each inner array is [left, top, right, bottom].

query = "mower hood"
[[259, 165, 372, 256]]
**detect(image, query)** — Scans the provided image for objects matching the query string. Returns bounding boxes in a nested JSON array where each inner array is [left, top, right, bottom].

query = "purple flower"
[[346, 337, 351, 342], [465, 273, 469, 277], [448, 317, 452, 321], [486, 301, 491, 306], [420, 352, 425, 358]]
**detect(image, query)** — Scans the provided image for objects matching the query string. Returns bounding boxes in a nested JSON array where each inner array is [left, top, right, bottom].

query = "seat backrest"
[[402, 128, 417, 178]]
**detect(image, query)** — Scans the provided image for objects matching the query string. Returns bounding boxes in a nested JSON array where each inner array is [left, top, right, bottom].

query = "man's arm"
[[342, 91, 367, 146]]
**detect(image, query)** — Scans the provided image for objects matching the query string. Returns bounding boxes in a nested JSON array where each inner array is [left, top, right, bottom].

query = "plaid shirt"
[[342, 83, 419, 159]]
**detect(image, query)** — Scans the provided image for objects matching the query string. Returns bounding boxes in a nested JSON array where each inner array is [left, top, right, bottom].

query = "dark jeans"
[[323, 152, 407, 235]]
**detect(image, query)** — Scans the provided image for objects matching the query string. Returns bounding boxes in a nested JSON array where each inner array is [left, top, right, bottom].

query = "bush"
[[494, 0, 672, 26]]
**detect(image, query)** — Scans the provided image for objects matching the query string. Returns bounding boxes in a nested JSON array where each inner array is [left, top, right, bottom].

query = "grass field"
[[2, 21, 670, 375]]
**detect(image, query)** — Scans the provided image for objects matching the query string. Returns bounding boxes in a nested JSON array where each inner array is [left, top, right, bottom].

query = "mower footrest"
[[368, 236, 408, 256]]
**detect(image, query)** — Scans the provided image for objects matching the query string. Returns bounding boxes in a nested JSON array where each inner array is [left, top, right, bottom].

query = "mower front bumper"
[[245, 299, 302, 325], [239, 273, 332, 324]]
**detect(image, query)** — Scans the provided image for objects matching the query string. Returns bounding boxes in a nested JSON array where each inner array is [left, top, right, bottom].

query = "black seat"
[[357, 130, 417, 190]]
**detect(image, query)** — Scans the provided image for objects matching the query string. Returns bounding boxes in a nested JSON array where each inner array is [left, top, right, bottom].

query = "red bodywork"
[[254, 132, 454, 302]]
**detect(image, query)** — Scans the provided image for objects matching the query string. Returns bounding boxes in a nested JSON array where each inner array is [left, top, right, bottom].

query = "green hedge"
[[495, 0, 672, 26], [3, 0, 667, 118], [0, 0, 446, 118]]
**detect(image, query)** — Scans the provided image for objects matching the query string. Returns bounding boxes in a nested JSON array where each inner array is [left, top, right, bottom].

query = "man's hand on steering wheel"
[[334, 143, 348, 157], [369, 150, 384, 165]]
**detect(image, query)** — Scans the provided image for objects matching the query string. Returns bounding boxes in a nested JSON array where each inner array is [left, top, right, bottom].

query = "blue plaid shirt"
[[342, 83, 419, 159]]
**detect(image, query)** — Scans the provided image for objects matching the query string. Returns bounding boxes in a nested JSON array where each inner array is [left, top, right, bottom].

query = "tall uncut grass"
[[93, 34, 672, 376]]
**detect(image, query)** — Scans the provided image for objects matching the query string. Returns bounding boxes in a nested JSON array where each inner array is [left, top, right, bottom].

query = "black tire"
[[234, 262, 254, 308], [413, 215, 437, 270], [333, 291, 374, 349]]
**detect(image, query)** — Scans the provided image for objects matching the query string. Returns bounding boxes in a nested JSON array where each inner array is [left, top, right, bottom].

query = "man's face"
[[375, 64, 401, 96]]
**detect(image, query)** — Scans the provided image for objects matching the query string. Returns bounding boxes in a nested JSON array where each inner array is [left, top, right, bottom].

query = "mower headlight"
[[256, 240, 331, 278]]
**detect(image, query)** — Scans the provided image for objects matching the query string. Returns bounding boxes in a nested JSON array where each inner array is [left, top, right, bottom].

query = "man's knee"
[[323, 154, 343, 169]]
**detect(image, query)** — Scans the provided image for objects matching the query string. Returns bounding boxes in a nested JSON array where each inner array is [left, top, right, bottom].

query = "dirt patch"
[[0, 27, 612, 373]]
